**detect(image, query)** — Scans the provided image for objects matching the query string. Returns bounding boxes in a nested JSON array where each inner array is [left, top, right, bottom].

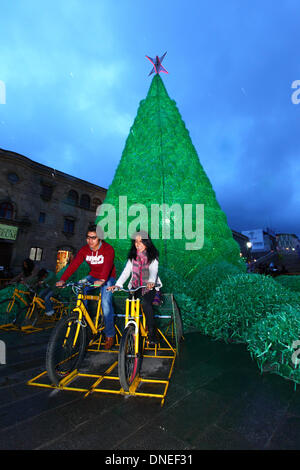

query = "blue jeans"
[[39, 287, 54, 312], [83, 275, 115, 338]]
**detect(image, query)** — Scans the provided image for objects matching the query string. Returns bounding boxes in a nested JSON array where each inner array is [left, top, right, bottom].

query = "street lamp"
[[246, 241, 252, 263]]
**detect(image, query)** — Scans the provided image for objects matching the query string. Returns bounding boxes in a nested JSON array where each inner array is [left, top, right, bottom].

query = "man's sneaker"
[[104, 336, 115, 350], [45, 309, 54, 317]]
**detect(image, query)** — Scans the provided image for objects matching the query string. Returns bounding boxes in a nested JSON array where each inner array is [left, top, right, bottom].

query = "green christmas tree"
[[96, 73, 241, 279]]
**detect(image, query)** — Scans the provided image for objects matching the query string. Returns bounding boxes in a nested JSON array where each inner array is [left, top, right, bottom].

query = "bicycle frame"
[[124, 295, 148, 355], [0, 285, 68, 333], [0, 287, 31, 330], [8, 287, 30, 312], [71, 292, 103, 346], [22, 294, 65, 325]]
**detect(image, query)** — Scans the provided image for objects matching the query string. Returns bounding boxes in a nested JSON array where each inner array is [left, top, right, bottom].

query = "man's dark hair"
[[86, 223, 104, 240], [87, 223, 97, 234]]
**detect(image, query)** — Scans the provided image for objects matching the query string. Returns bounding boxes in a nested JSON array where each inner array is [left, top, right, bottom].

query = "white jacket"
[[115, 259, 162, 290]]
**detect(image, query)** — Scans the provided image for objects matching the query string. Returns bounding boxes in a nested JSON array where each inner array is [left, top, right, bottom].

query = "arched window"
[[0, 202, 13, 219], [7, 172, 19, 184], [67, 190, 78, 206], [91, 198, 102, 211], [80, 194, 90, 209]]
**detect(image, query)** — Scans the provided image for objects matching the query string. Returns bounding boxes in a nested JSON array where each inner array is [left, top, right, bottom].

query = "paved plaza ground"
[[1, 327, 300, 452]]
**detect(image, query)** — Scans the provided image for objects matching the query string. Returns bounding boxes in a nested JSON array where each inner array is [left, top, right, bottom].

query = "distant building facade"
[[0, 148, 107, 275], [276, 233, 300, 252], [241, 228, 276, 253]]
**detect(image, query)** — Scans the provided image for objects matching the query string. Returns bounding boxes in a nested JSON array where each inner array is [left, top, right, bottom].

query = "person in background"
[[8, 258, 39, 286], [36, 268, 57, 316]]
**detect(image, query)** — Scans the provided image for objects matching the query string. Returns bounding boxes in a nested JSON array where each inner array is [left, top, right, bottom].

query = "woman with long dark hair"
[[108, 231, 162, 344]]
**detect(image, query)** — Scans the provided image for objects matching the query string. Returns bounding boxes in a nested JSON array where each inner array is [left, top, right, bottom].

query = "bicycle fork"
[[125, 298, 147, 355]]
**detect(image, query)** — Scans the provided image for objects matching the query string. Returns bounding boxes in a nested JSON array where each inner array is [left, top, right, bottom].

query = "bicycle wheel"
[[14, 303, 33, 327], [0, 298, 15, 324], [46, 312, 87, 386], [22, 303, 41, 328], [118, 323, 143, 392]]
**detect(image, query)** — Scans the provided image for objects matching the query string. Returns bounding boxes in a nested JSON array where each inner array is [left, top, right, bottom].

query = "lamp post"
[[246, 241, 252, 262]]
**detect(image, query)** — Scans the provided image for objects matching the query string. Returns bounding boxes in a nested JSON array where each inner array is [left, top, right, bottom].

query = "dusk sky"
[[1, 0, 300, 237]]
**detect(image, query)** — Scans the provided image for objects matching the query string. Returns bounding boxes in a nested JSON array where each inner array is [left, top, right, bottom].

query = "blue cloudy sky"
[[1, 0, 300, 237]]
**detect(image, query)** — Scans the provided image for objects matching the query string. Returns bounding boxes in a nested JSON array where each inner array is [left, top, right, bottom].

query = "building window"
[[7, 172, 19, 184], [39, 212, 46, 223], [67, 190, 78, 206], [40, 184, 53, 201], [91, 197, 102, 211], [80, 194, 90, 209], [64, 217, 75, 234], [29, 247, 43, 261], [0, 202, 13, 219]]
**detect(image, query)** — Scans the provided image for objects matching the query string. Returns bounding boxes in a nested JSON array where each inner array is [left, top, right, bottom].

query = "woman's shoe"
[[148, 329, 158, 345], [152, 291, 162, 306]]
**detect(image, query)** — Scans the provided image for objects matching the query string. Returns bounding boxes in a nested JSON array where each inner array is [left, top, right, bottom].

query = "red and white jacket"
[[60, 241, 116, 282]]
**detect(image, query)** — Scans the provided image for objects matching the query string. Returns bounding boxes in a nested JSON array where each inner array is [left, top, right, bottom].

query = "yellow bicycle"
[[116, 285, 183, 393], [0, 285, 31, 327], [28, 284, 183, 405], [20, 287, 68, 330], [45, 281, 105, 386], [117, 286, 147, 392], [0, 284, 67, 331]]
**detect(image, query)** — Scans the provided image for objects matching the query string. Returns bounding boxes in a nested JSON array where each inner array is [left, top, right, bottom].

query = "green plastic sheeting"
[[96, 74, 241, 275], [96, 73, 300, 386]]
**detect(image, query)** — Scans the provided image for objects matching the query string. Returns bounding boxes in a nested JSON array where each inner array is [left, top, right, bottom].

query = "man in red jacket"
[[56, 224, 116, 349]]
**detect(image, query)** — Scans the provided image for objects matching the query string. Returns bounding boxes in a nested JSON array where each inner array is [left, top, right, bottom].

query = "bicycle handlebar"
[[57, 280, 100, 294], [112, 285, 159, 293]]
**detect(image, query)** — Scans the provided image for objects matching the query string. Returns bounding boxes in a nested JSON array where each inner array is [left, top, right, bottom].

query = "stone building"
[[276, 233, 300, 252], [0, 148, 107, 275], [241, 228, 276, 254]]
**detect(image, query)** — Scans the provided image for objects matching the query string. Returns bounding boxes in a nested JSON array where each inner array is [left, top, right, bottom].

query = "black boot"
[[148, 328, 158, 345]]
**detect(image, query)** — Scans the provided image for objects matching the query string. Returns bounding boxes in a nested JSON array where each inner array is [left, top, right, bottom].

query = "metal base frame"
[[0, 318, 58, 334], [27, 329, 177, 406]]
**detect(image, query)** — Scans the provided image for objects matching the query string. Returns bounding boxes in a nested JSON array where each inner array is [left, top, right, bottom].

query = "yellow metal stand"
[[0, 320, 55, 334], [27, 329, 177, 406], [27, 293, 183, 406], [0, 296, 67, 334]]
